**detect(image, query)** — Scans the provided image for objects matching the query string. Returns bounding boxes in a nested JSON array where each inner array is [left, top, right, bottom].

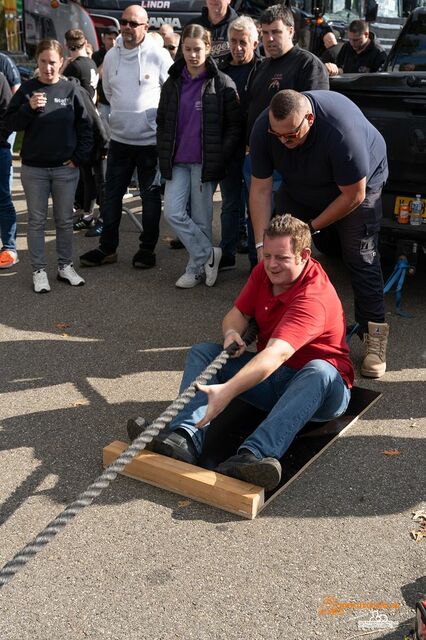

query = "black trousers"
[[276, 187, 385, 333], [100, 141, 161, 254]]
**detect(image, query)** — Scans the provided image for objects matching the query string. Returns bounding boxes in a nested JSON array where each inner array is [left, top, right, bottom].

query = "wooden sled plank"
[[103, 386, 381, 519], [103, 441, 265, 519]]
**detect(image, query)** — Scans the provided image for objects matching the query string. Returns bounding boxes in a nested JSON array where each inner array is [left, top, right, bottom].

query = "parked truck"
[[22, 0, 99, 56], [328, 7, 426, 269]]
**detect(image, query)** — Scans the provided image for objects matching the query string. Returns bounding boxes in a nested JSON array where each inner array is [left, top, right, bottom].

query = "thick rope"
[[0, 324, 257, 590]]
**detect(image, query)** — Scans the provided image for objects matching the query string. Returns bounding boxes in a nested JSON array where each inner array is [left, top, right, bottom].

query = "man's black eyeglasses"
[[119, 19, 147, 28], [164, 44, 177, 50], [68, 45, 83, 51]]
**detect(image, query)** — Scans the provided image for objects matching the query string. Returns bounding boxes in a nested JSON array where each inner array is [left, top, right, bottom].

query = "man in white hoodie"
[[80, 5, 172, 269]]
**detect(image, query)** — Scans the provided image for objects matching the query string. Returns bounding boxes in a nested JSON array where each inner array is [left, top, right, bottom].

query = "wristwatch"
[[308, 219, 320, 236]]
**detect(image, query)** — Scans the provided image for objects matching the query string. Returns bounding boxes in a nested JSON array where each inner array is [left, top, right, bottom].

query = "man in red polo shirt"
[[128, 214, 354, 490]]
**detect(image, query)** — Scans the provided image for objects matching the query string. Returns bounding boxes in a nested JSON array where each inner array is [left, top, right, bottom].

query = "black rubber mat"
[[198, 386, 381, 499]]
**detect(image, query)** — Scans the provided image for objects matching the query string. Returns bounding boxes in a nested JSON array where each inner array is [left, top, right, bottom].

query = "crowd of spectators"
[[0, 2, 390, 379]]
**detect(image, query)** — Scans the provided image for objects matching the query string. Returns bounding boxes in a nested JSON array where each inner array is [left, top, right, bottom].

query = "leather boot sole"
[[217, 457, 282, 491]]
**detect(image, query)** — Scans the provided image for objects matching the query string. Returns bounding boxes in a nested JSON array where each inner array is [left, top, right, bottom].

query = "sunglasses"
[[68, 45, 84, 51], [268, 114, 308, 140], [164, 44, 177, 50], [119, 19, 147, 28]]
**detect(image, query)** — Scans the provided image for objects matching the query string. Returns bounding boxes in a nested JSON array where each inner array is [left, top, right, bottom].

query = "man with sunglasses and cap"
[[249, 89, 390, 379], [80, 5, 173, 270]]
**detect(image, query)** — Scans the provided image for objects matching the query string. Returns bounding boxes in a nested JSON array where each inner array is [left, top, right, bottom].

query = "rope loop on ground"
[[0, 321, 257, 590]]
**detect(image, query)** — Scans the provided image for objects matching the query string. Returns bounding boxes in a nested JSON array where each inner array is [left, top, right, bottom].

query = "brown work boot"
[[361, 321, 389, 378]]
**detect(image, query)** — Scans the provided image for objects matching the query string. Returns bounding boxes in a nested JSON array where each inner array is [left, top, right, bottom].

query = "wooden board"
[[103, 386, 381, 519], [103, 442, 264, 519]]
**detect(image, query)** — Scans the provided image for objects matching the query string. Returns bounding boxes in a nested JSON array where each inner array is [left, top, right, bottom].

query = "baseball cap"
[[103, 25, 119, 35]]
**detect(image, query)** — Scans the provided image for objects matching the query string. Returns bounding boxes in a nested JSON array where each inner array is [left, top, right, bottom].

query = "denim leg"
[[163, 165, 191, 262], [50, 165, 80, 267], [21, 165, 52, 270], [7, 132, 16, 190], [243, 154, 282, 267], [169, 342, 279, 455], [241, 359, 351, 460], [100, 141, 136, 254], [243, 154, 282, 211], [335, 189, 385, 333], [97, 103, 110, 127], [163, 164, 213, 274], [242, 154, 251, 192], [188, 164, 215, 270], [135, 145, 162, 252], [0, 147, 17, 251], [219, 160, 244, 258]]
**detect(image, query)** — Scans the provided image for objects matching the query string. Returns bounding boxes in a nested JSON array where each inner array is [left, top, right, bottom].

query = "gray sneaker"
[[57, 263, 85, 286], [33, 269, 50, 294]]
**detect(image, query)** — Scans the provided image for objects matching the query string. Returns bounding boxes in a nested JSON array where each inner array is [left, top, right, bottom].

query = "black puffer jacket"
[[156, 56, 241, 183]]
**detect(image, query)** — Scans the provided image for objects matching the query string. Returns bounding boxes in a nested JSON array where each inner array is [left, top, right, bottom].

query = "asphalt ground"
[[0, 160, 425, 640]]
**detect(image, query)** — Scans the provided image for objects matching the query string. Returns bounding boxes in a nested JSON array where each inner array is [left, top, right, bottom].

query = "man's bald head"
[[120, 5, 149, 48], [270, 90, 310, 121], [122, 5, 148, 21], [159, 23, 174, 38]]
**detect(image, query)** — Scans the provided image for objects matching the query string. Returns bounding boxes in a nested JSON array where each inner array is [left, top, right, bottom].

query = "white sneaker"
[[204, 247, 222, 287], [175, 272, 203, 289], [57, 263, 85, 286], [33, 269, 51, 293]]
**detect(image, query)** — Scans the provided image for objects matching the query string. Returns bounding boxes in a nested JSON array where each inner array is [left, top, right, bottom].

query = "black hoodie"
[[5, 77, 93, 167], [191, 6, 239, 66]]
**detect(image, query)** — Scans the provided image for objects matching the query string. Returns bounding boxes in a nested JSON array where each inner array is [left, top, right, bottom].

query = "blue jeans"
[[163, 164, 215, 274], [21, 164, 80, 270], [0, 147, 17, 251], [7, 132, 16, 190], [100, 141, 161, 254], [219, 158, 244, 258], [170, 343, 351, 460]]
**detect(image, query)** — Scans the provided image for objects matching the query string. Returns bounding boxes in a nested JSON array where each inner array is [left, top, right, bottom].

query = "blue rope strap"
[[346, 256, 414, 342], [383, 257, 414, 318]]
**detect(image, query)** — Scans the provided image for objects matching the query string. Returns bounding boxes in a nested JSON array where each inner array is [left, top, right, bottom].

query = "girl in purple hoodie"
[[156, 23, 241, 288]]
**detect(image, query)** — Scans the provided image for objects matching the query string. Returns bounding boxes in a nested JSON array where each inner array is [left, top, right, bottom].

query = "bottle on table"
[[398, 200, 409, 224], [410, 194, 423, 226]]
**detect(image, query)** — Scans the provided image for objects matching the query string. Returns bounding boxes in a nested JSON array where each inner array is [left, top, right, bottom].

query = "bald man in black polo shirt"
[[249, 89, 389, 379]]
